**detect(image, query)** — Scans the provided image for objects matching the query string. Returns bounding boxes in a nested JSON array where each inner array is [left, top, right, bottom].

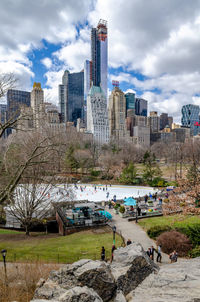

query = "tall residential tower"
[[91, 19, 108, 98]]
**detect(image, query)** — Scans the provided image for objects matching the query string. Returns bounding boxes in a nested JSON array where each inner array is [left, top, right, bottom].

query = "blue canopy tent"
[[98, 210, 112, 220], [124, 197, 137, 206]]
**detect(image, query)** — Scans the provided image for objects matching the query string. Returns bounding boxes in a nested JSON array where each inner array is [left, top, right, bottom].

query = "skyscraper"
[[59, 70, 84, 125], [181, 104, 200, 136], [91, 20, 108, 98], [31, 82, 45, 128], [7, 89, 30, 117], [108, 86, 127, 140], [135, 98, 147, 116], [87, 85, 109, 144], [125, 92, 135, 115]]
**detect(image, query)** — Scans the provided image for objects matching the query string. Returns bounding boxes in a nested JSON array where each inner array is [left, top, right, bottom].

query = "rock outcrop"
[[127, 258, 200, 302], [111, 242, 158, 295], [31, 243, 200, 302]]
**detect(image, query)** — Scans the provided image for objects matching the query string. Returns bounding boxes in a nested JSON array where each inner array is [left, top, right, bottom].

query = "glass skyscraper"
[[125, 92, 135, 114], [91, 20, 108, 98], [135, 98, 147, 117], [59, 70, 84, 125], [7, 89, 30, 116], [181, 104, 200, 136]]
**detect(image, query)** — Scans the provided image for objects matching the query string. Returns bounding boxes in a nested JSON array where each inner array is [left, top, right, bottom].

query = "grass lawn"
[[138, 215, 200, 231], [0, 229, 23, 235], [0, 226, 123, 263]]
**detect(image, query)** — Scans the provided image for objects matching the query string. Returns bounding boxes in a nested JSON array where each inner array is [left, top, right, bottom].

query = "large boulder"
[[111, 242, 159, 295], [34, 280, 66, 300], [34, 259, 116, 302], [127, 258, 200, 302], [59, 286, 103, 302], [32, 286, 102, 302]]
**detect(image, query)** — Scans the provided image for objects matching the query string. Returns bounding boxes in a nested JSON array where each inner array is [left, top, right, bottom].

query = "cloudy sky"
[[1, 0, 200, 122]]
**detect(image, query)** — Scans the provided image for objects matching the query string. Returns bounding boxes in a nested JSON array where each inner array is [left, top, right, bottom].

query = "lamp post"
[[112, 226, 116, 245], [1, 249, 7, 284]]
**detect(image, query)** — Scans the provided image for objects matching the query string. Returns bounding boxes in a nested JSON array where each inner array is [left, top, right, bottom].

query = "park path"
[[108, 208, 169, 264]]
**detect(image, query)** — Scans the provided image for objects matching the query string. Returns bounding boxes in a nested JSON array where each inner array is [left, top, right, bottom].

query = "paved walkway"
[[108, 208, 169, 264]]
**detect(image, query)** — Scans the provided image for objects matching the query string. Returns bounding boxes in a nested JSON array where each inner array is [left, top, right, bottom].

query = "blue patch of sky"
[[108, 66, 153, 96], [27, 39, 62, 88]]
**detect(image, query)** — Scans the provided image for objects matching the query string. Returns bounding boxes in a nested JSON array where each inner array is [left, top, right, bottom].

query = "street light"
[[112, 226, 116, 245], [1, 249, 7, 283]]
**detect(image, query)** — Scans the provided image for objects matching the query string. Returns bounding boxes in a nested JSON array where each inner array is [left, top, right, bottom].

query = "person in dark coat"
[[137, 206, 141, 216], [126, 239, 132, 245], [111, 245, 116, 263], [147, 248, 151, 257], [150, 246, 155, 261], [101, 246, 105, 261]]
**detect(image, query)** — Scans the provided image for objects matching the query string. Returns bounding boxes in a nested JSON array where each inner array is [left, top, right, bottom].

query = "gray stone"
[[73, 260, 116, 302], [34, 280, 66, 300], [31, 300, 59, 302], [34, 260, 116, 302], [111, 243, 158, 295], [127, 258, 200, 302], [58, 286, 103, 302], [113, 290, 127, 302]]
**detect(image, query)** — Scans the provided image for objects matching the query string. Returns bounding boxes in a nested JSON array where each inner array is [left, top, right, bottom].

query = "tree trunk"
[[25, 225, 30, 236]]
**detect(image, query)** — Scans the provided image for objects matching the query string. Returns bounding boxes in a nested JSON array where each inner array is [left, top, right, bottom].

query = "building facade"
[[148, 111, 160, 133], [160, 113, 173, 130], [135, 97, 147, 116], [181, 104, 200, 136], [31, 82, 45, 128], [91, 20, 108, 98], [108, 87, 127, 140], [125, 92, 135, 115], [59, 70, 84, 125], [7, 89, 30, 117], [87, 85, 109, 144]]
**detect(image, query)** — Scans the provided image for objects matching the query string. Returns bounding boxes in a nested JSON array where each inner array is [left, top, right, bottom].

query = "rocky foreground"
[[31, 243, 200, 302]]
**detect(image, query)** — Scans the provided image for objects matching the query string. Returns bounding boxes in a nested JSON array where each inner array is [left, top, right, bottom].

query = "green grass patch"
[[0, 228, 23, 234], [138, 215, 200, 231], [0, 228, 123, 263]]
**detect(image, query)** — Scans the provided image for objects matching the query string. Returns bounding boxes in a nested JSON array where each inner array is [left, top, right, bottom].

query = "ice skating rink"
[[67, 184, 157, 202]]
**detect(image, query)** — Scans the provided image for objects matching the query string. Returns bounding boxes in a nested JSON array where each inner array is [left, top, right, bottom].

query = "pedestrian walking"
[[150, 246, 155, 261], [101, 246, 105, 261], [146, 248, 151, 257], [111, 245, 116, 263], [156, 245, 162, 263], [137, 206, 141, 216]]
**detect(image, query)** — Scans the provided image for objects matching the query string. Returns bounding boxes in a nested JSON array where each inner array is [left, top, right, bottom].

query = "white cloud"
[[125, 89, 136, 94], [41, 58, 52, 69], [54, 40, 90, 72]]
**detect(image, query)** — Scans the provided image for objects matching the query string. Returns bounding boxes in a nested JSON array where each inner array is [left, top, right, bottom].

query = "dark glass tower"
[[59, 70, 84, 125], [7, 89, 30, 117], [91, 20, 108, 98], [125, 92, 135, 114], [135, 98, 147, 117]]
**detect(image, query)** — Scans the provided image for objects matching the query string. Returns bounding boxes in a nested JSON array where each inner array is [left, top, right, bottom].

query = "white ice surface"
[[56, 184, 158, 202]]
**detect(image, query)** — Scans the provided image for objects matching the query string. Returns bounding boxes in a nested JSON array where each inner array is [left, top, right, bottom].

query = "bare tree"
[[6, 173, 74, 235]]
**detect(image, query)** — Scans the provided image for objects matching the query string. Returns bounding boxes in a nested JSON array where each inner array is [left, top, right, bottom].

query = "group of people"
[[101, 243, 178, 264], [146, 245, 178, 263], [101, 244, 116, 262], [146, 245, 162, 262]]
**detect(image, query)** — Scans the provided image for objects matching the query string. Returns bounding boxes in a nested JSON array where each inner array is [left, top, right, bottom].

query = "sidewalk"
[[108, 208, 169, 264]]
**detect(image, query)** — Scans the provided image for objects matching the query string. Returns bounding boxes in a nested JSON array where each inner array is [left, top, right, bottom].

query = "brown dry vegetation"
[[0, 262, 59, 302]]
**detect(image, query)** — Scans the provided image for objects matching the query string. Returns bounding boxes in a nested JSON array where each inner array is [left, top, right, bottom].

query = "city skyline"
[[1, 0, 200, 122]]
